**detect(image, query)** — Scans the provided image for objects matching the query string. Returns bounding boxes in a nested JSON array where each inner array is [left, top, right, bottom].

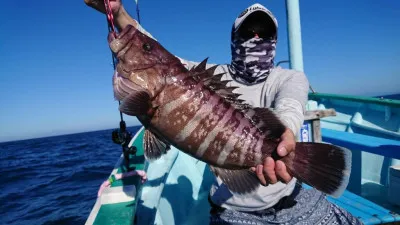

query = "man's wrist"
[[113, 5, 124, 17], [114, 6, 138, 31]]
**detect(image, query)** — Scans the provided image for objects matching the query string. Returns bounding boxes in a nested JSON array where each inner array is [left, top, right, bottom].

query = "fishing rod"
[[135, 0, 141, 24], [104, 0, 141, 171]]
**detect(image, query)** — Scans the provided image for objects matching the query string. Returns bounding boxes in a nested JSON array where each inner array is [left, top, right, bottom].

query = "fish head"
[[108, 25, 185, 85]]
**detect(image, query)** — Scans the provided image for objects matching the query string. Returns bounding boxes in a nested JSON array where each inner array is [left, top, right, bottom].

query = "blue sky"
[[0, 0, 399, 142]]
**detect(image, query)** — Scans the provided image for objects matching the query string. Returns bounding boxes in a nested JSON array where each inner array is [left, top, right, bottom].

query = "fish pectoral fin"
[[143, 129, 171, 161], [119, 90, 151, 116], [209, 166, 259, 195]]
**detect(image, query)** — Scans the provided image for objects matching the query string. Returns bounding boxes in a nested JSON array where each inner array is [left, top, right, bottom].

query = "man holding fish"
[[85, 0, 362, 224]]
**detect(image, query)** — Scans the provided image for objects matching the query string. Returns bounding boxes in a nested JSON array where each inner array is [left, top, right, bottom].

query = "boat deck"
[[85, 129, 145, 225]]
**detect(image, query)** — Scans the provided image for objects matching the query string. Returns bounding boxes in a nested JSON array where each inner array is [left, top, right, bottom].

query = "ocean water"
[[0, 126, 142, 225]]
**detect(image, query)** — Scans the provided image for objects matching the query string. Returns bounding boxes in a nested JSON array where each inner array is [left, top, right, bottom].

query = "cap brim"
[[234, 3, 278, 32]]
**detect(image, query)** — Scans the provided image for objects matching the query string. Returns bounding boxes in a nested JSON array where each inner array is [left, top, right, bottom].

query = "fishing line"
[[103, 0, 143, 171], [103, 0, 123, 125], [135, 0, 141, 24]]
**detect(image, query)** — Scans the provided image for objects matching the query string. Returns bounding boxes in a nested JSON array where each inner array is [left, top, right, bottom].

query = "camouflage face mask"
[[228, 37, 276, 85]]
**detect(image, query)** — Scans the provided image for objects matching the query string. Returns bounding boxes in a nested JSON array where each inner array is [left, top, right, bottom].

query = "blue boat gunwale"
[[309, 92, 400, 108]]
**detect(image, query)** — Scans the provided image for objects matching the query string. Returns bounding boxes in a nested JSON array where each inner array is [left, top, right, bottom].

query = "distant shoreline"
[[375, 93, 400, 100]]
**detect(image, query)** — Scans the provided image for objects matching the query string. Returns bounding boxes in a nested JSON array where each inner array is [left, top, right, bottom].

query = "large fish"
[[108, 25, 351, 197]]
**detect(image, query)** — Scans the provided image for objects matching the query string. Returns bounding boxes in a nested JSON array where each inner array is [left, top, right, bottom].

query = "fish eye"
[[142, 43, 152, 51]]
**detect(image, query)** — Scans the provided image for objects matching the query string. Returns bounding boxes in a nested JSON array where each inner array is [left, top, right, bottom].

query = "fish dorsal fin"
[[189, 61, 217, 82], [231, 101, 252, 111], [205, 79, 230, 89], [210, 83, 251, 110], [189, 60, 284, 138], [143, 129, 171, 161], [204, 74, 252, 111], [191, 70, 213, 82], [206, 64, 218, 74], [190, 57, 209, 73], [189, 60, 251, 112], [245, 107, 286, 139], [205, 72, 224, 83]]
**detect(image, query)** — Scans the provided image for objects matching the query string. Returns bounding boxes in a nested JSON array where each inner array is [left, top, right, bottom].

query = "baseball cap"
[[233, 3, 278, 33]]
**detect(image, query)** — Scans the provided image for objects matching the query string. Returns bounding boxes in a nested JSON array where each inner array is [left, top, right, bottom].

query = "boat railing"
[[302, 98, 400, 224], [309, 92, 400, 108]]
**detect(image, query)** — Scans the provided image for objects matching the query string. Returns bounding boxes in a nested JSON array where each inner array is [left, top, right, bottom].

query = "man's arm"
[[84, 0, 155, 39], [84, 0, 135, 30], [273, 71, 309, 137], [254, 71, 309, 185]]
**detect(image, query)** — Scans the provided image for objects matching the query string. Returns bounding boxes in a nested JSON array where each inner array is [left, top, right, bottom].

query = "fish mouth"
[[121, 64, 155, 74], [108, 25, 138, 53]]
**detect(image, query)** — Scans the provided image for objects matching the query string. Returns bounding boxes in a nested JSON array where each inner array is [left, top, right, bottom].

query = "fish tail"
[[282, 142, 352, 198]]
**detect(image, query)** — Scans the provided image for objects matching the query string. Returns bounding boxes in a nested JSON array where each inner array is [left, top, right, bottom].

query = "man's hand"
[[84, 0, 122, 15], [84, 0, 137, 31], [251, 128, 296, 185]]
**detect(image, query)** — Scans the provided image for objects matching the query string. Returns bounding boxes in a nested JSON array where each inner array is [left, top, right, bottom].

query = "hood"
[[228, 3, 278, 85]]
